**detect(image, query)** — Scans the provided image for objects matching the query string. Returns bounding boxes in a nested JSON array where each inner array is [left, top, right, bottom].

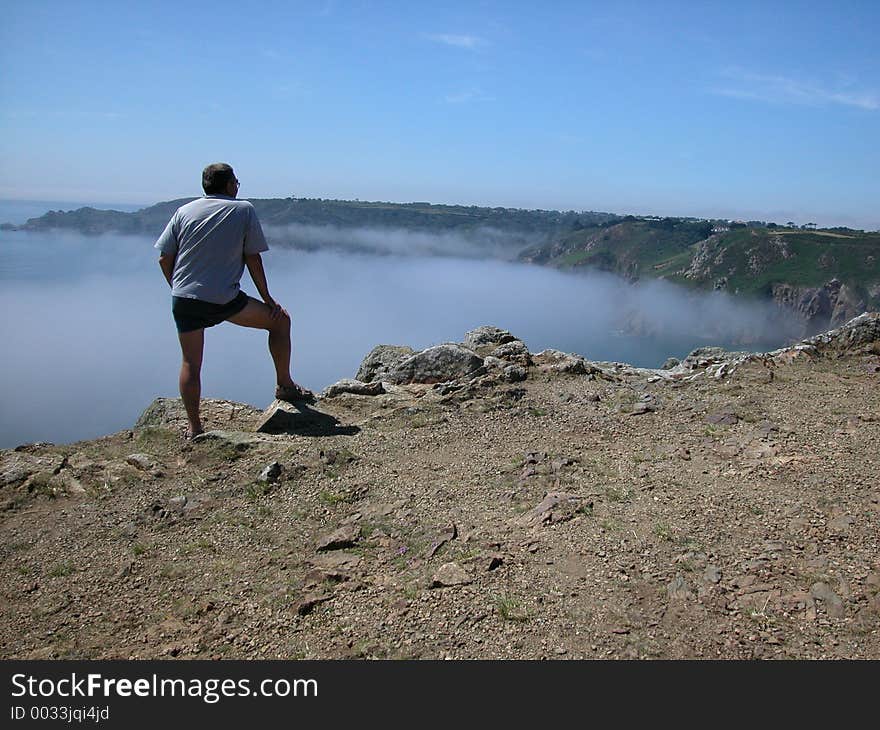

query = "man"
[[156, 162, 312, 439]]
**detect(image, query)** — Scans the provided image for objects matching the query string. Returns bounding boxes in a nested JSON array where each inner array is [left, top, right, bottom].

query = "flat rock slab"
[[706, 410, 739, 425], [316, 524, 362, 552], [518, 491, 584, 528], [192, 431, 264, 450], [321, 379, 385, 398]]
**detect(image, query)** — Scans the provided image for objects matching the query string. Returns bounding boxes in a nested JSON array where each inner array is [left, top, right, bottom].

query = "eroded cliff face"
[[771, 279, 868, 336]]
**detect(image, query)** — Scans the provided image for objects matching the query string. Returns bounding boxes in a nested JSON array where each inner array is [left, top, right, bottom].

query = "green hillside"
[[4, 197, 617, 240], [523, 218, 880, 301]]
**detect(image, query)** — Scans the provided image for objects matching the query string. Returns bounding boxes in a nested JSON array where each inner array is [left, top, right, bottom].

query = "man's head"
[[202, 163, 239, 197]]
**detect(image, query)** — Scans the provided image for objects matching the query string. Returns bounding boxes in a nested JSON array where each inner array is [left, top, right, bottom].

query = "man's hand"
[[265, 298, 289, 320]]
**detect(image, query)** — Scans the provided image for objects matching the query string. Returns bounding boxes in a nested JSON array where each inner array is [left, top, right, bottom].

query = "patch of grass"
[[48, 560, 76, 578], [604, 486, 633, 503], [135, 427, 178, 451], [494, 594, 529, 622], [653, 522, 674, 542], [182, 538, 214, 555], [527, 408, 547, 417], [171, 597, 199, 619], [131, 542, 150, 557], [576, 502, 594, 517], [159, 563, 187, 580], [26, 471, 58, 498], [318, 490, 351, 508], [245, 482, 274, 500]]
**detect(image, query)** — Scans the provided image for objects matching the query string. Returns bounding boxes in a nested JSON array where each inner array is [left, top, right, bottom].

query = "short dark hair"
[[202, 163, 235, 194]]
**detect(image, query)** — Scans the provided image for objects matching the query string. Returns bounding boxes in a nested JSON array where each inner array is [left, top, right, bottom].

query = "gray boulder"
[[463, 326, 516, 351], [490, 339, 532, 365], [356, 345, 415, 383], [385, 344, 484, 385]]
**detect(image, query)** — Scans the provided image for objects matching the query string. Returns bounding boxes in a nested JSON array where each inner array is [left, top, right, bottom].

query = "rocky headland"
[[1, 314, 879, 659]]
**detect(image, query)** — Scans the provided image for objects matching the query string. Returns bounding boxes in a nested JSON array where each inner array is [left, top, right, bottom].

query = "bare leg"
[[178, 329, 205, 437], [226, 298, 302, 391]]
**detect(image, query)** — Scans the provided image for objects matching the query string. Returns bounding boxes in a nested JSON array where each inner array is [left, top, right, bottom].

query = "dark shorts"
[[172, 291, 251, 333]]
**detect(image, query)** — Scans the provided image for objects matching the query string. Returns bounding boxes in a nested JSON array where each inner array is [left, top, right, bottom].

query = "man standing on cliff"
[[156, 162, 313, 438]]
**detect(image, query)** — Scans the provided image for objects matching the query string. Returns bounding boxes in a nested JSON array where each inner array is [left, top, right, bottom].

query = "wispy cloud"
[[444, 88, 495, 104], [711, 69, 878, 110], [425, 33, 485, 50]]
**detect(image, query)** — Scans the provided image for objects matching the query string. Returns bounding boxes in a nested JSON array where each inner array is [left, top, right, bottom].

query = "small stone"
[[704, 565, 722, 584], [255, 401, 307, 434], [424, 523, 458, 558], [629, 402, 655, 416], [810, 582, 845, 618], [667, 574, 692, 601], [167, 496, 187, 511], [259, 461, 283, 483], [430, 562, 472, 588], [125, 453, 158, 471]]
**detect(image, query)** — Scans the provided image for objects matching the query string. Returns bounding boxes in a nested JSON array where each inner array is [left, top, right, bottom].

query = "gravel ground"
[[1, 339, 878, 660]]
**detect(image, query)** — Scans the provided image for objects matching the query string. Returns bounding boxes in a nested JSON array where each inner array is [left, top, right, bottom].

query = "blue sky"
[[1, 0, 878, 228]]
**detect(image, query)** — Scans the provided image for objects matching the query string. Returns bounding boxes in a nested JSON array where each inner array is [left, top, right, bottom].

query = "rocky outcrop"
[[136, 397, 262, 432], [384, 344, 484, 385], [800, 311, 880, 355], [771, 279, 867, 336], [356, 345, 415, 383], [462, 326, 516, 354]]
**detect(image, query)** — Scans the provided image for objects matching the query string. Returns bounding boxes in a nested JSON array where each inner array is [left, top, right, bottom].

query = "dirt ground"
[[1, 340, 878, 659]]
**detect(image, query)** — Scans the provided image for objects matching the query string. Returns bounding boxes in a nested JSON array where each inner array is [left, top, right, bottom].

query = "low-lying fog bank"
[[0, 230, 799, 446]]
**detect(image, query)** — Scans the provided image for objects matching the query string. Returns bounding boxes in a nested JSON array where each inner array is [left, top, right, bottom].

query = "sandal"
[[275, 383, 315, 403]]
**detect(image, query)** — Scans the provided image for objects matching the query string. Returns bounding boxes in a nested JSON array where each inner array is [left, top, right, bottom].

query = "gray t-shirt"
[[154, 195, 269, 304]]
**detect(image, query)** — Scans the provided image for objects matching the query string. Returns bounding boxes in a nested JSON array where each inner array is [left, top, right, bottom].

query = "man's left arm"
[[245, 253, 285, 320], [243, 205, 283, 317]]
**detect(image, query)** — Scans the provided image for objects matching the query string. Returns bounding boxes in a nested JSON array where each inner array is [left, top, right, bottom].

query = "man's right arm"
[[159, 253, 176, 287], [155, 215, 179, 288]]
